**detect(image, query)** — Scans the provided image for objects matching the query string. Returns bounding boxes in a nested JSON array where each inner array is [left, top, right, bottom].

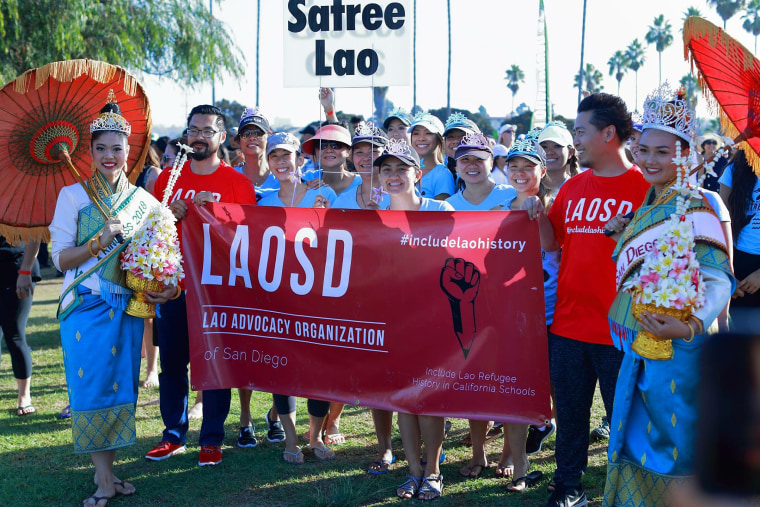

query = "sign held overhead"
[[284, 0, 412, 88]]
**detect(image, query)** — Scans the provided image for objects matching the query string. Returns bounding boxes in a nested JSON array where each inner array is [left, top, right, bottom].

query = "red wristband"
[[18, 270, 31, 275], [325, 109, 334, 116]]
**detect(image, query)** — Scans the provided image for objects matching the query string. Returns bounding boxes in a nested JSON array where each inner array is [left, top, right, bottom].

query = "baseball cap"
[[238, 107, 271, 135], [300, 124, 352, 155], [373, 139, 421, 169], [352, 122, 389, 148], [499, 124, 517, 136], [506, 138, 547, 167], [266, 132, 301, 156], [455, 133, 493, 160], [408, 112, 445, 136], [383, 107, 412, 130], [493, 144, 509, 158], [444, 112, 480, 137], [538, 122, 573, 147]]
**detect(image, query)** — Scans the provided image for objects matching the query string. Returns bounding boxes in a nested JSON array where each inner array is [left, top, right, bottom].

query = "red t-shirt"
[[153, 160, 257, 252], [547, 167, 649, 345]]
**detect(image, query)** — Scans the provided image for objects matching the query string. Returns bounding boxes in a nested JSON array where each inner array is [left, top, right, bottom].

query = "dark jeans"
[[731, 249, 760, 333], [549, 331, 623, 488], [156, 294, 230, 446], [0, 284, 33, 379]]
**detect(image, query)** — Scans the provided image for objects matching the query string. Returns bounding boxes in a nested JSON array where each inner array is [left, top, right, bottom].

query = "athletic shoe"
[[544, 485, 588, 507], [526, 421, 556, 454], [265, 410, 286, 443], [198, 445, 223, 466], [237, 425, 258, 448], [590, 416, 610, 442], [145, 441, 187, 461]]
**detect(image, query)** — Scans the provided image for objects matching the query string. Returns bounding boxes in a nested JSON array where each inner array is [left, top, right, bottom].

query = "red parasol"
[[683, 16, 760, 176], [0, 59, 152, 244]]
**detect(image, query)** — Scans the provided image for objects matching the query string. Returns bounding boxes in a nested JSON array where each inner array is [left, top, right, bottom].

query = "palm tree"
[[574, 63, 604, 94], [625, 39, 646, 111], [645, 15, 673, 85], [446, 0, 451, 116], [607, 51, 629, 95], [742, 0, 760, 53], [679, 74, 701, 111], [706, 0, 746, 29], [505, 65, 525, 115]]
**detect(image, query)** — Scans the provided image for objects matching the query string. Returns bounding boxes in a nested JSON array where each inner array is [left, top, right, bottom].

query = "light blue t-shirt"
[[718, 163, 760, 254], [420, 164, 456, 198], [332, 175, 391, 209], [384, 198, 454, 211], [258, 186, 337, 208], [503, 194, 560, 325], [445, 184, 517, 211]]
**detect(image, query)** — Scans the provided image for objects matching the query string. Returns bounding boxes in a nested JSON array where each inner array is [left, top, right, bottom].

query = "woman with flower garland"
[[408, 113, 455, 200], [603, 84, 735, 506], [50, 98, 178, 507], [374, 139, 454, 501]]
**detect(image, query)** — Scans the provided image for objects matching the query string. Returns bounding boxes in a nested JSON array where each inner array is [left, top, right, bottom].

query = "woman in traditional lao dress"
[[50, 98, 176, 507], [603, 84, 735, 507]]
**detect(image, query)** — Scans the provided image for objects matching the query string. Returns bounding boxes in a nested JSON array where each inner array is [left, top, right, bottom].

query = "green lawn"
[[0, 267, 610, 506]]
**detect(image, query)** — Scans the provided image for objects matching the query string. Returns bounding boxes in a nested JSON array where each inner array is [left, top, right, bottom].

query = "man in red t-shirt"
[[146, 105, 257, 467], [524, 94, 649, 507]]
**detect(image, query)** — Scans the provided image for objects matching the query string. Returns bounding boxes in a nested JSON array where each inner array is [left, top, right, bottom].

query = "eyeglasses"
[[318, 141, 345, 150], [187, 127, 222, 138], [161, 154, 176, 163], [239, 129, 265, 140], [704, 140, 718, 145]]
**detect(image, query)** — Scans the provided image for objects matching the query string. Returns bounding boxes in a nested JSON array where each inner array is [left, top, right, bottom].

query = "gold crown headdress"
[[90, 89, 131, 136], [641, 82, 695, 143]]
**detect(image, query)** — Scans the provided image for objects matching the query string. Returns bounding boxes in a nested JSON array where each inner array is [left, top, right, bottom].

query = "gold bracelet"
[[684, 321, 695, 343], [169, 286, 182, 300], [96, 234, 107, 251], [688, 315, 704, 335], [88, 238, 99, 257]]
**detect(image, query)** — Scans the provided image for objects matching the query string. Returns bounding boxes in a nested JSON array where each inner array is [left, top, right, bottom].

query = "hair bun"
[[100, 103, 121, 115]]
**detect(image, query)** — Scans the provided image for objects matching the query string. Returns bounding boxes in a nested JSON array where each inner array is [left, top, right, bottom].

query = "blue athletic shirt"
[[420, 164, 455, 198], [258, 186, 337, 208], [332, 175, 391, 209], [445, 184, 517, 211]]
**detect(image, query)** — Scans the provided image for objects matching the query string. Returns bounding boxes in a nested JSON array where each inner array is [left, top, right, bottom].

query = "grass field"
[[0, 267, 611, 506]]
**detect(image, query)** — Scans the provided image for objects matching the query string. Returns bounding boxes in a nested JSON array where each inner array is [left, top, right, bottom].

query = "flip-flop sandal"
[[547, 479, 556, 492], [457, 433, 473, 446], [397, 474, 422, 499], [420, 451, 446, 466], [60, 405, 71, 419], [113, 480, 135, 497], [367, 455, 395, 475], [83, 493, 114, 506], [507, 470, 544, 492], [418, 474, 443, 501], [485, 425, 503, 443], [17, 405, 36, 416], [459, 462, 488, 479], [307, 444, 335, 462], [282, 448, 304, 465], [323, 433, 346, 445]]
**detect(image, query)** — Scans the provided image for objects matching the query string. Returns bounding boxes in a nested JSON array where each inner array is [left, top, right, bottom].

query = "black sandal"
[[507, 470, 543, 492]]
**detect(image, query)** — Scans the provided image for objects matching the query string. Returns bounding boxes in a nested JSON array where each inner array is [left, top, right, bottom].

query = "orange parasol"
[[0, 59, 152, 244], [683, 16, 760, 176]]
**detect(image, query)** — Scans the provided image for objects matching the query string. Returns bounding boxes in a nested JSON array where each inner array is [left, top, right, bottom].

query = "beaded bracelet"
[[18, 269, 31, 275]]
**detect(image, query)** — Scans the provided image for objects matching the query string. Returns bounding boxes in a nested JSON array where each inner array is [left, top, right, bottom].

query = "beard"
[[189, 141, 215, 161]]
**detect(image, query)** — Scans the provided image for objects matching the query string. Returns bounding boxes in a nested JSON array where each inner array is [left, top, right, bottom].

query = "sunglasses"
[[317, 141, 345, 150]]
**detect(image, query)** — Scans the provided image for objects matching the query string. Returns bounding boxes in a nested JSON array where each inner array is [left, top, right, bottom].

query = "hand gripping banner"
[[182, 203, 551, 425]]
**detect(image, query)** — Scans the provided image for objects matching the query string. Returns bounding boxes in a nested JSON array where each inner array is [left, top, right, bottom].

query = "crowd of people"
[[3, 80, 758, 507]]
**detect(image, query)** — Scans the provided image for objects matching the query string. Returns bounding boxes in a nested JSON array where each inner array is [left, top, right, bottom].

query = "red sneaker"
[[198, 445, 222, 466], [145, 441, 186, 461]]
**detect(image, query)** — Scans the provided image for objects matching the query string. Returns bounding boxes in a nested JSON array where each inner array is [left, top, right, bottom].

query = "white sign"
[[283, 0, 412, 88]]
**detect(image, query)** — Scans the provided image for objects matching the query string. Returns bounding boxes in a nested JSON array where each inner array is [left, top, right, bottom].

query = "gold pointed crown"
[[90, 90, 131, 135]]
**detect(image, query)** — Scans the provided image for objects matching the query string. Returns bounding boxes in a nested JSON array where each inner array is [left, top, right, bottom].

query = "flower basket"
[[125, 270, 163, 318], [631, 303, 693, 360]]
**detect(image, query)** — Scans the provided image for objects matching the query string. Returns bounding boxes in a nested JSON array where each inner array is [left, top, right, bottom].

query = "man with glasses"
[[146, 105, 258, 467]]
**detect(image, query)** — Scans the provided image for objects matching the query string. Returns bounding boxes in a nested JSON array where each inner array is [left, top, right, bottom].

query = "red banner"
[[183, 203, 551, 425]]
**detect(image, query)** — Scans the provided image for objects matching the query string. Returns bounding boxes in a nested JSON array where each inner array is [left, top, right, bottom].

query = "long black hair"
[[727, 148, 758, 238]]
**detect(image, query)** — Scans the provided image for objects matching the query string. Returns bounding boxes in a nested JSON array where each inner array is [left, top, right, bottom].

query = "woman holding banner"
[[603, 84, 734, 506], [373, 139, 453, 500], [443, 133, 517, 481], [50, 98, 177, 506], [408, 113, 455, 200]]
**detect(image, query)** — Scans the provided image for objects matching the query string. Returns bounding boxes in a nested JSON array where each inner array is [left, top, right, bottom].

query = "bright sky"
[[142, 0, 756, 135]]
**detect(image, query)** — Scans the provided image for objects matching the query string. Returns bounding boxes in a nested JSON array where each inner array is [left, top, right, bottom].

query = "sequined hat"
[[506, 138, 547, 167], [455, 132, 493, 160], [352, 121, 389, 148], [444, 112, 480, 137], [383, 107, 412, 130]]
